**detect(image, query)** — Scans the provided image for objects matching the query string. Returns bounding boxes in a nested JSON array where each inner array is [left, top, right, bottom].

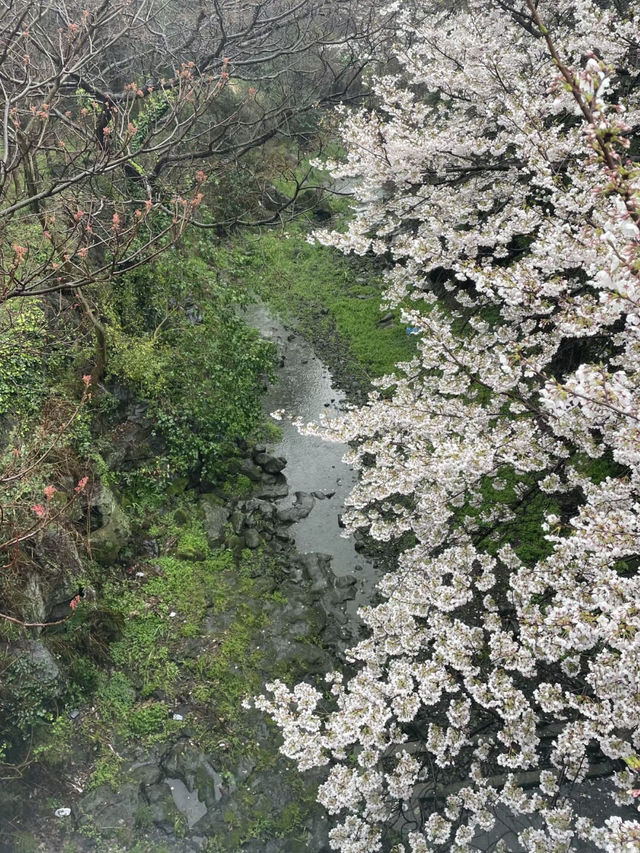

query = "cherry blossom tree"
[[256, 1, 640, 850]]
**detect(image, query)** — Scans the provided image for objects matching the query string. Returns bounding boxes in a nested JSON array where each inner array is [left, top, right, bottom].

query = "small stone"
[[230, 510, 244, 534], [244, 529, 260, 549], [69, 709, 80, 720]]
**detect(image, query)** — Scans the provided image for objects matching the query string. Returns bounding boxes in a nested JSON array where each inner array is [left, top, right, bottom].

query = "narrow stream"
[[242, 300, 380, 616]]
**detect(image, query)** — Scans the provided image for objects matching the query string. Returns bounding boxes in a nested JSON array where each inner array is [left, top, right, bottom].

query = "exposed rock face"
[[76, 782, 141, 831], [24, 526, 86, 625], [255, 475, 289, 499], [90, 484, 131, 564], [8, 639, 61, 684], [200, 495, 230, 546], [238, 458, 263, 482]]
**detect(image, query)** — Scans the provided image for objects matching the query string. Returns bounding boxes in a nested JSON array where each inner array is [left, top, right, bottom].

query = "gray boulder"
[[200, 495, 230, 546], [277, 492, 315, 524], [90, 484, 131, 564], [253, 452, 287, 474], [76, 782, 141, 831], [161, 742, 225, 809], [243, 528, 261, 549], [256, 476, 289, 499]]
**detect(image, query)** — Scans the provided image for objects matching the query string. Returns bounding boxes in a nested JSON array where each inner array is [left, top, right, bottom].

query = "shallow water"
[[242, 300, 379, 613]]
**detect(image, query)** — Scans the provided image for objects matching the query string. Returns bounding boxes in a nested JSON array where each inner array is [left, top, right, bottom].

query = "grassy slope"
[[213, 221, 416, 385]]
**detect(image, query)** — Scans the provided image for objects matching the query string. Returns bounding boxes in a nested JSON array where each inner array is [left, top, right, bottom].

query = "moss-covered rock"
[[90, 484, 131, 564], [76, 782, 142, 832]]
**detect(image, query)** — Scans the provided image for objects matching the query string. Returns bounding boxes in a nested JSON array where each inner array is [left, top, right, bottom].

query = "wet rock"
[[235, 755, 257, 782], [304, 813, 331, 853], [76, 782, 141, 831], [243, 499, 276, 521], [230, 510, 244, 535], [90, 484, 131, 564], [243, 528, 260, 549], [256, 476, 289, 499], [200, 495, 229, 546], [239, 458, 263, 482], [126, 760, 163, 786], [297, 553, 333, 595], [145, 781, 182, 829], [263, 598, 321, 639], [275, 527, 294, 543], [277, 492, 315, 524], [166, 777, 208, 829], [253, 452, 287, 474], [161, 742, 224, 809]]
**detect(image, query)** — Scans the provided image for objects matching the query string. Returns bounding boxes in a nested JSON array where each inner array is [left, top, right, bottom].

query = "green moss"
[[127, 702, 169, 736], [220, 472, 254, 499], [176, 528, 209, 561], [219, 225, 415, 380], [89, 751, 124, 791], [0, 300, 48, 419], [464, 468, 560, 566]]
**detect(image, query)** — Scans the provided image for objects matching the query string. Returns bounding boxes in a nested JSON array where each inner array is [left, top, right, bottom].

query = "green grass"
[[214, 223, 416, 380]]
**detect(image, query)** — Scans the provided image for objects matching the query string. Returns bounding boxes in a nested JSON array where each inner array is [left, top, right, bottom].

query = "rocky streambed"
[[45, 302, 384, 853]]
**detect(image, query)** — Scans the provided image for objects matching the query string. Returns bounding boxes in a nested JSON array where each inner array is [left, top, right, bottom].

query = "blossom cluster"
[[258, 1, 640, 850]]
